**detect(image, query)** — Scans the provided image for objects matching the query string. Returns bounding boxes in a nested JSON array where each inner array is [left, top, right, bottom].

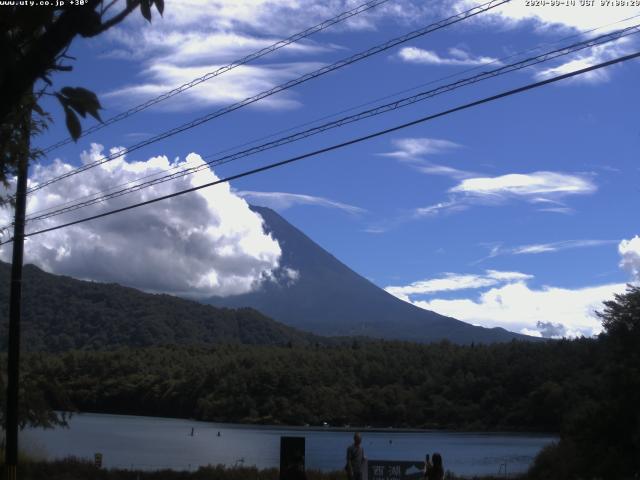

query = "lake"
[[22, 413, 556, 477]]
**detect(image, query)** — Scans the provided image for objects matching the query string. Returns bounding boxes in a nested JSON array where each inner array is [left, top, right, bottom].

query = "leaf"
[[140, 0, 152, 22], [60, 87, 102, 122], [32, 103, 47, 117], [154, 0, 164, 15], [64, 106, 81, 141]]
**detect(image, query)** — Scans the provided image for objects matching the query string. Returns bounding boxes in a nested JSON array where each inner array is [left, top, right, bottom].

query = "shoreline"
[[52, 410, 559, 437]]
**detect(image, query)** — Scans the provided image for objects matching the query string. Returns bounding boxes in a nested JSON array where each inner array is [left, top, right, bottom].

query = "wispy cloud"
[[385, 270, 532, 300], [380, 137, 475, 179], [413, 170, 597, 218], [237, 190, 366, 215], [414, 200, 468, 217], [475, 239, 619, 263], [381, 138, 462, 159], [534, 38, 635, 85], [398, 46, 500, 66], [510, 239, 617, 255], [450, 171, 596, 198], [105, 62, 321, 111], [101, 0, 437, 112], [457, 0, 640, 32]]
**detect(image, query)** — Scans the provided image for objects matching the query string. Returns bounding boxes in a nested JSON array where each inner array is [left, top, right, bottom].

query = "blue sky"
[[2, 0, 639, 338]]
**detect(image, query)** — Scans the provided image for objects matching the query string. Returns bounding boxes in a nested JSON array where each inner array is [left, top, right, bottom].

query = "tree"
[[529, 285, 640, 479], [0, 0, 165, 198]]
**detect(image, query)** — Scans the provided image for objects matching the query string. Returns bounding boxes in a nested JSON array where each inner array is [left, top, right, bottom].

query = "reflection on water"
[[23, 413, 557, 476]]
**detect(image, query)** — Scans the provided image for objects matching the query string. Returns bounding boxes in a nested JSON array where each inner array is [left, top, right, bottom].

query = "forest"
[[9, 339, 598, 431], [2, 281, 638, 478]]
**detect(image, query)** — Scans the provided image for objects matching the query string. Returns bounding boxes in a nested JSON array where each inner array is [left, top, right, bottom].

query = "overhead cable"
[[22, 23, 640, 224], [2, 48, 637, 245], [26, 0, 510, 195], [39, 0, 393, 155]]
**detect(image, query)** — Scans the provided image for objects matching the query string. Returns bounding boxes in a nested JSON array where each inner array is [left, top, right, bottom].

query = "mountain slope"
[[207, 206, 533, 344], [0, 262, 321, 352]]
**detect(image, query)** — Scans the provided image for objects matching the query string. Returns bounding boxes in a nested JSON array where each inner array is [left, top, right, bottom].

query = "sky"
[[1, 0, 639, 339]]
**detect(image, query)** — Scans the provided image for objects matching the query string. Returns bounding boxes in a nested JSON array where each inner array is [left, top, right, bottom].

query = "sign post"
[[368, 460, 425, 480]]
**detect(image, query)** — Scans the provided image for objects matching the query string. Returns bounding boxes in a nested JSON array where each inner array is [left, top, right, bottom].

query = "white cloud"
[[414, 200, 468, 217], [534, 38, 634, 85], [457, 0, 640, 32], [411, 281, 627, 338], [488, 239, 618, 257], [450, 171, 596, 197], [99, 0, 425, 111], [382, 137, 462, 159], [105, 61, 321, 111], [385, 238, 638, 338], [398, 46, 500, 66], [106, 30, 327, 64], [381, 138, 474, 179], [0, 144, 284, 298], [619, 235, 640, 280], [414, 171, 596, 219], [237, 190, 366, 214], [385, 269, 532, 300]]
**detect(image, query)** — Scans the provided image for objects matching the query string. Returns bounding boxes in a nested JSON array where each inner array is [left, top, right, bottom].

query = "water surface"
[[23, 413, 556, 477]]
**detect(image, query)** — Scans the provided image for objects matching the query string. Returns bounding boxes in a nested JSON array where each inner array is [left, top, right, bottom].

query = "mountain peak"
[[209, 206, 535, 344]]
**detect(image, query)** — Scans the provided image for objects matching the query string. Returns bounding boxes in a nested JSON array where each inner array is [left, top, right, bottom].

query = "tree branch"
[[91, 0, 141, 36]]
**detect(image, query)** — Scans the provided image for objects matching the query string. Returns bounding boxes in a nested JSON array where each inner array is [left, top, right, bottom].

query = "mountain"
[[208, 206, 533, 344], [0, 262, 322, 352]]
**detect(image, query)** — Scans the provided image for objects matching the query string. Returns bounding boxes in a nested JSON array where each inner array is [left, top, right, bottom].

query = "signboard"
[[280, 436, 305, 480], [368, 460, 424, 480]]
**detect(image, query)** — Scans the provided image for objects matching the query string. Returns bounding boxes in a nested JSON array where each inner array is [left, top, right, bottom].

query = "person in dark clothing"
[[425, 453, 444, 480], [346, 432, 366, 480]]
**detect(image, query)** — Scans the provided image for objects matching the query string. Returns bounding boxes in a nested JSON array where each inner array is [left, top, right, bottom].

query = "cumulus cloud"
[[385, 238, 640, 338], [535, 321, 567, 339], [398, 46, 499, 66], [619, 235, 640, 280], [237, 191, 366, 215], [387, 272, 627, 337], [0, 144, 285, 298], [412, 281, 627, 338]]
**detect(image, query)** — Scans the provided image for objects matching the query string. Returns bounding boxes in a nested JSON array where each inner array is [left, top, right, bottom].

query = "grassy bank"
[[0, 458, 523, 480]]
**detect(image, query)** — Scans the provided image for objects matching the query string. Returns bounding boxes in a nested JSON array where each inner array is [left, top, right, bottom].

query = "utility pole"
[[4, 101, 31, 480]]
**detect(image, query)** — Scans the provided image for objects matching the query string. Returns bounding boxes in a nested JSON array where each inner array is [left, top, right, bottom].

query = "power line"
[[39, 0, 392, 155], [21, 23, 640, 225], [3, 49, 637, 245], [25, 0, 509, 196], [23, 12, 639, 224]]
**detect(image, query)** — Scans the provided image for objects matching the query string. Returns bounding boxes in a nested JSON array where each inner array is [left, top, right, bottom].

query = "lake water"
[[23, 413, 557, 477]]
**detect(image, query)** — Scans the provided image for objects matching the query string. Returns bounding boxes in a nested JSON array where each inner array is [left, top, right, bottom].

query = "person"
[[424, 453, 444, 480], [345, 432, 366, 480]]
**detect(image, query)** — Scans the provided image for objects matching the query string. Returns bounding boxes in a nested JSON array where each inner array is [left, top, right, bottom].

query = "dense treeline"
[[13, 338, 599, 432], [0, 262, 323, 351], [527, 285, 640, 479], [9, 286, 639, 479]]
